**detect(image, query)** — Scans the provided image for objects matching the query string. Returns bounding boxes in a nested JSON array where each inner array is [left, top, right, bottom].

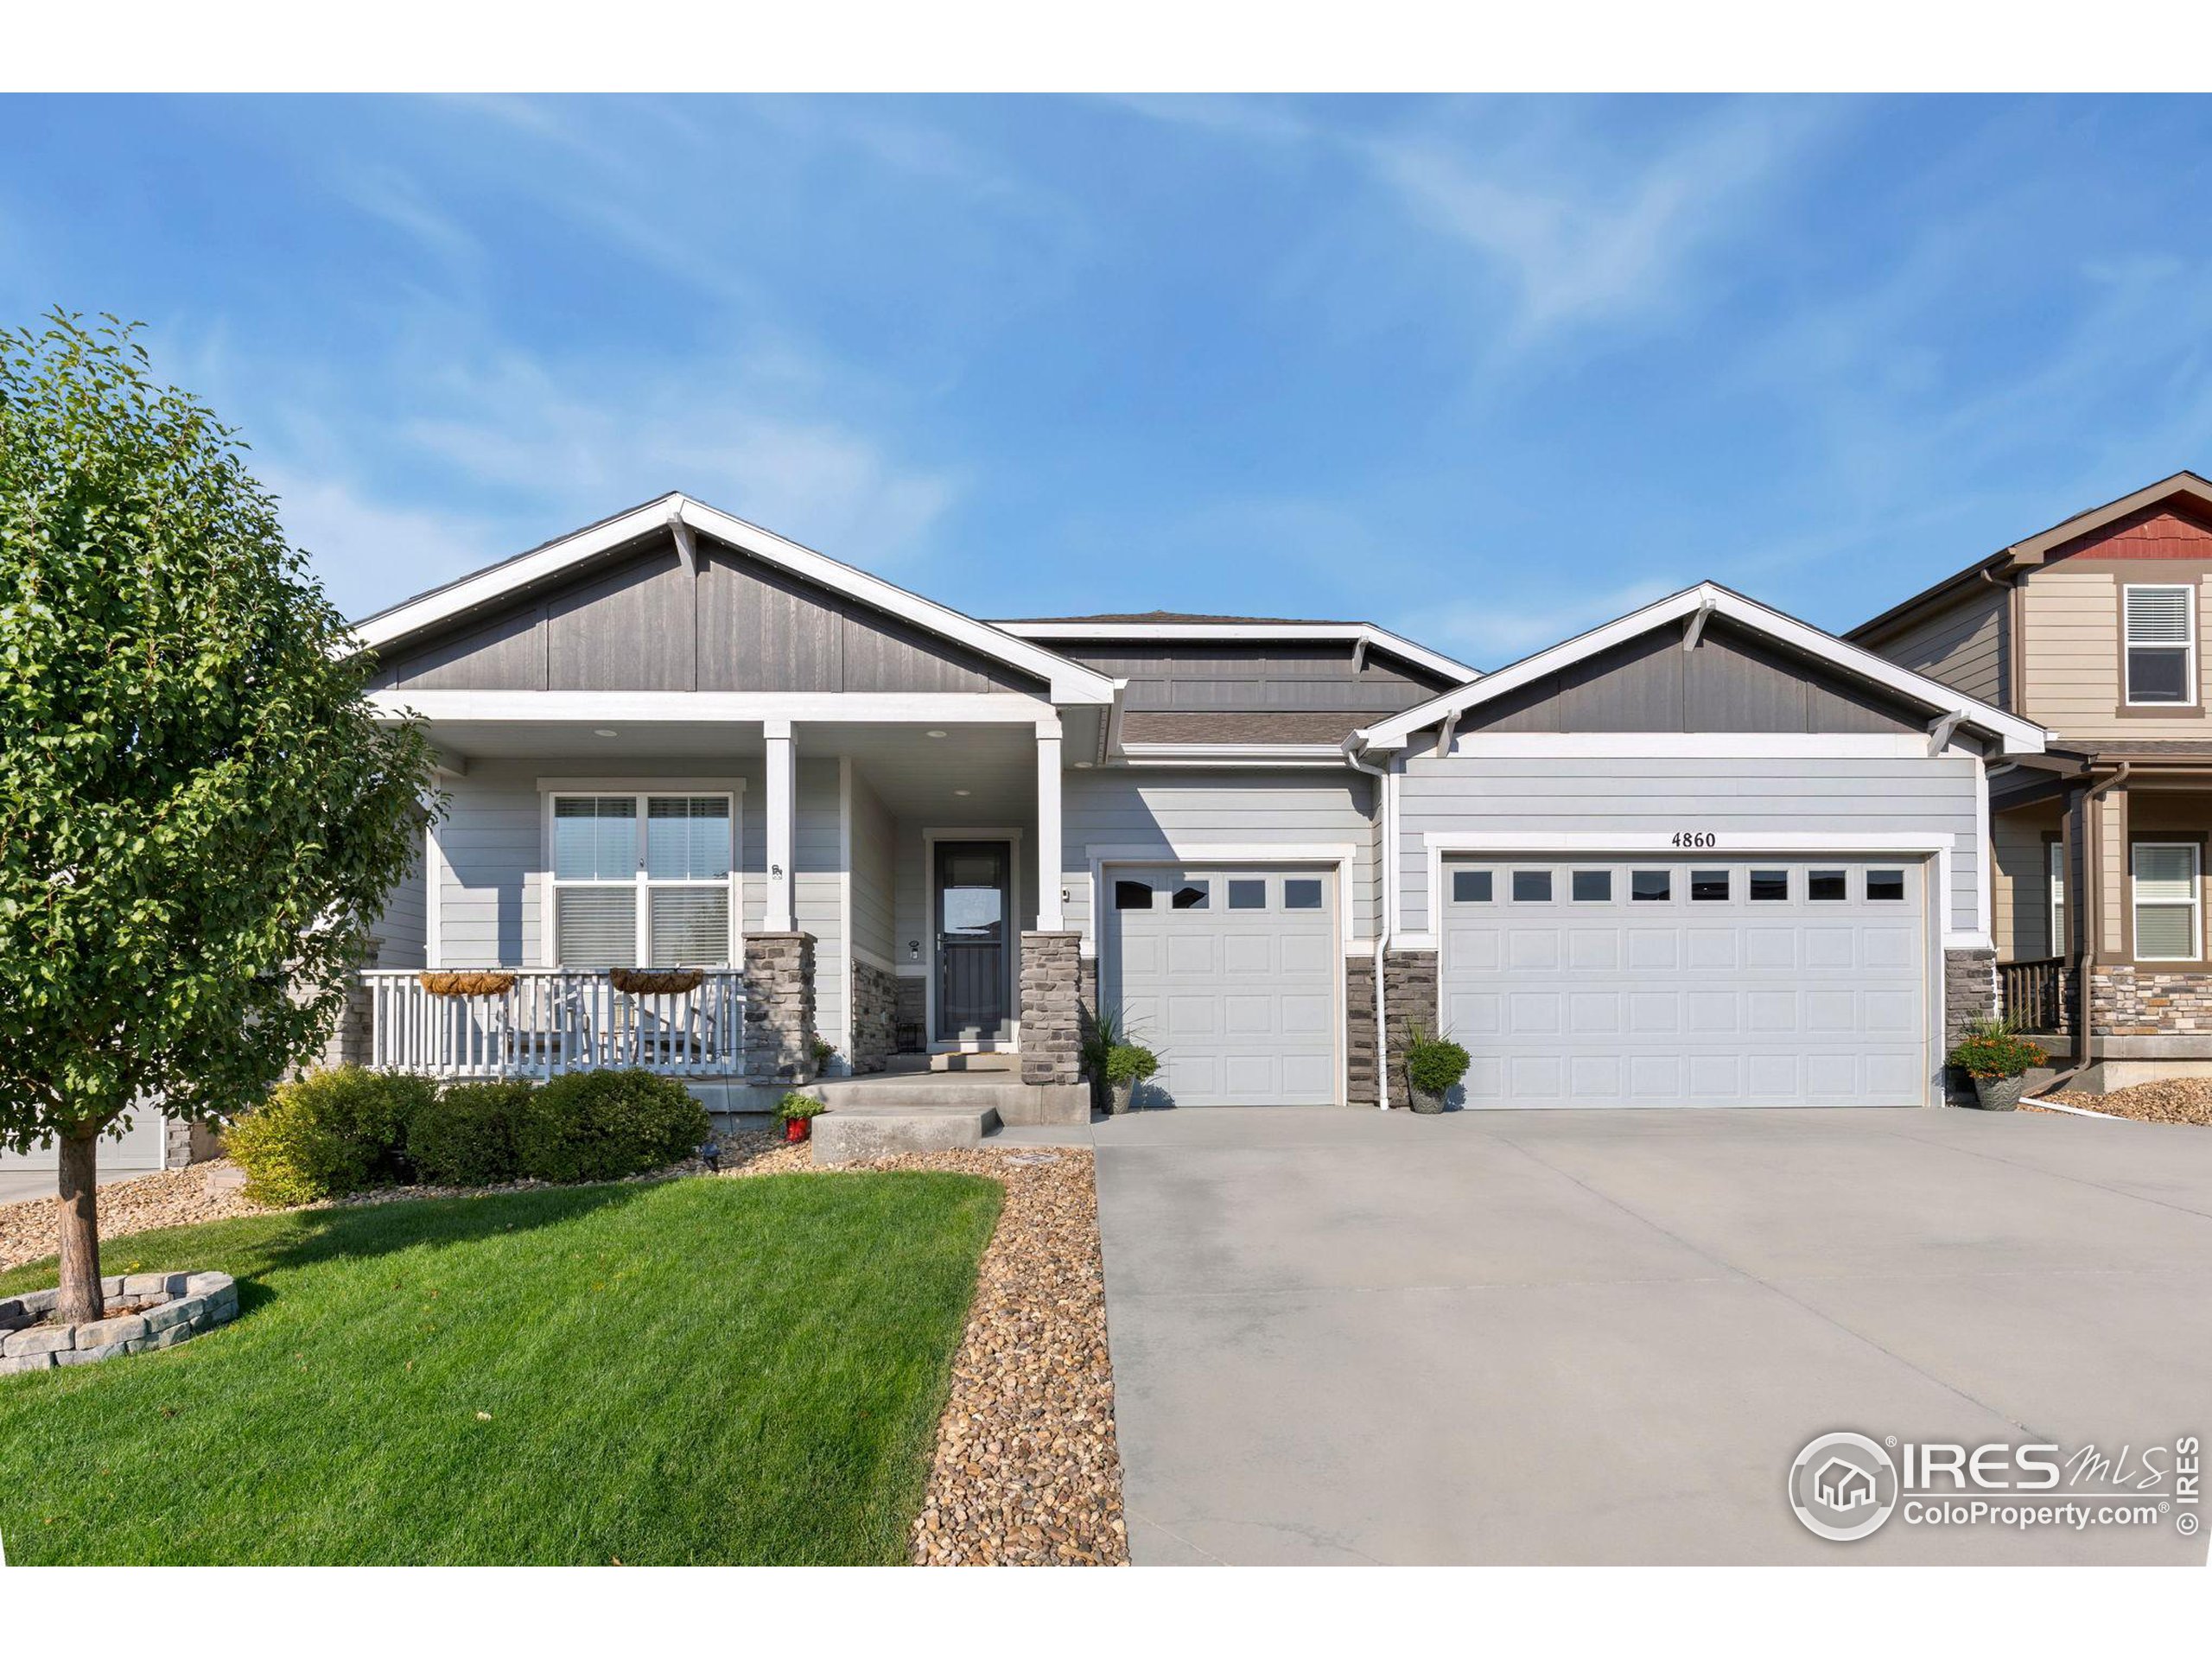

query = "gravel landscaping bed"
[[0, 1162, 264, 1273], [2040, 1078, 2212, 1127], [727, 1139, 1128, 1567]]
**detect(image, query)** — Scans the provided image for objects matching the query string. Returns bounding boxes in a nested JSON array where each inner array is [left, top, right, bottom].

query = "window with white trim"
[[2132, 842, 2200, 963], [550, 793, 734, 967], [2123, 584, 2196, 706], [2048, 840, 2065, 957]]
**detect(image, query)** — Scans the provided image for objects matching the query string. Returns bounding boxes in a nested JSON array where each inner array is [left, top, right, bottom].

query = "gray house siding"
[[1447, 622, 1935, 739], [849, 765, 896, 969], [1061, 767, 1380, 944], [423, 755, 844, 984], [372, 839, 428, 969], [1856, 582, 2008, 711], [368, 532, 1043, 697], [1054, 642, 1454, 716], [1395, 755, 1983, 937]]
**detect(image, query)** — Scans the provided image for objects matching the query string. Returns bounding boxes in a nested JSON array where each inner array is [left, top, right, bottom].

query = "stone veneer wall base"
[[744, 932, 818, 1084], [1018, 931, 1082, 1089]]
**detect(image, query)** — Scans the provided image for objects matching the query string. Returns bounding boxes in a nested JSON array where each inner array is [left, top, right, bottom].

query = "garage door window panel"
[[1452, 869, 1494, 904], [1572, 869, 1612, 903], [2133, 842, 2201, 962], [1749, 869, 1789, 902], [1172, 882, 1211, 911], [1691, 869, 1730, 902], [1808, 869, 1848, 902], [1631, 870, 1671, 902], [1284, 879, 1324, 911], [1228, 879, 1267, 910], [1114, 880, 1154, 910], [1512, 870, 1553, 903]]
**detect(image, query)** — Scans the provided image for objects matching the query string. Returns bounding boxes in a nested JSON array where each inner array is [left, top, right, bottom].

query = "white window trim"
[[2049, 839, 2066, 959], [2131, 840, 2202, 964], [2122, 582, 2198, 709], [539, 786, 744, 969]]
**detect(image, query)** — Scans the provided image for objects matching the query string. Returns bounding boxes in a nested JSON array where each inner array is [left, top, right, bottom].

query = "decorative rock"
[[16, 1290, 58, 1316], [57, 1342, 129, 1366], [0, 1351, 56, 1375], [73, 1313, 150, 1348], [122, 1272, 173, 1296], [142, 1297, 200, 1334], [3, 1325, 73, 1358]]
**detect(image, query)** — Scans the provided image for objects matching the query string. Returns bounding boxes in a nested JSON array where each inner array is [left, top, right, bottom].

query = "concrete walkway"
[[1091, 1106, 2212, 1565]]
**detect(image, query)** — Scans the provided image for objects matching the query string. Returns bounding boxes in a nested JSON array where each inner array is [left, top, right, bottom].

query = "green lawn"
[[0, 1172, 1001, 1564]]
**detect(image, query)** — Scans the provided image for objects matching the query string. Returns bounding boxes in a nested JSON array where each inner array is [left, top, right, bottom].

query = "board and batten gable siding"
[[1395, 754, 1984, 938], [1060, 767, 1380, 945], [1859, 581, 2008, 710], [367, 532, 1043, 697], [1451, 620, 1938, 739], [1052, 641, 1454, 716]]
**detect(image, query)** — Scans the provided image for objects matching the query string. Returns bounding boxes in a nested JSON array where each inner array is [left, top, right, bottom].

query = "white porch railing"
[[362, 969, 747, 1079]]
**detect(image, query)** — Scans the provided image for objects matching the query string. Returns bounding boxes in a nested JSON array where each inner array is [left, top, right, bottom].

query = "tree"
[[0, 311, 435, 1323]]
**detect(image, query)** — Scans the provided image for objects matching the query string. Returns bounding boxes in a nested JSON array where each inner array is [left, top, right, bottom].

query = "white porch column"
[[1035, 718, 1064, 931], [765, 719, 796, 933]]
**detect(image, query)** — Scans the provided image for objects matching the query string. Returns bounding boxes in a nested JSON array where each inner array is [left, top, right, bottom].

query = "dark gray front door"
[[935, 840, 1010, 1041]]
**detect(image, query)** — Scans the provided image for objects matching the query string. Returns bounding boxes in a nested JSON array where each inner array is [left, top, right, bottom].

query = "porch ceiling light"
[[954, 788, 971, 797], [593, 728, 618, 737], [926, 728, 947, 738]]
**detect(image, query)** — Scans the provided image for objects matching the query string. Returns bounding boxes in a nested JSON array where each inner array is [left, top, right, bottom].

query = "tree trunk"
[[56, 1131, 104, 1325]]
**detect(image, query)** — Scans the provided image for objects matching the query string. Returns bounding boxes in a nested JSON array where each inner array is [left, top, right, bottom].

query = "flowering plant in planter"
[[1947, 1019, 2047, 1112], [1103, 1043, 1159, 1116], [775, 1092, 824, 1143], [1402, 1025, 1471, 1116]]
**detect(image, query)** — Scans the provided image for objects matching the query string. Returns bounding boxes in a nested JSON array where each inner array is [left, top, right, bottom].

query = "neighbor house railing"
[[1997, 957, 2065, 1033], [361, 969, 747, 1079]]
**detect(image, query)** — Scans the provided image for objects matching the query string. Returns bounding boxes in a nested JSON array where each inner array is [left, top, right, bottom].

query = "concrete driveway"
[[1091, 1106, 2212, 1565], [0, 1166, 155, 1206]]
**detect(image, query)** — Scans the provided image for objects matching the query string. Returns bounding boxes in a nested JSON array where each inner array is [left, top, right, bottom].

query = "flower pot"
[[784, 1117, 810, 1143], [1971, 1074, 2024, 1112], [1109, 1079, 1137, 1116], [1407, 1085, 1447, 1116]]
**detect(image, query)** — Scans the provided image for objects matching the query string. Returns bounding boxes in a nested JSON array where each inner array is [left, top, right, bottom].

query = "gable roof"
[[1849, 471, 2212, 645], [994, 615, 1480, 683], [352, 493, 1118, 706], [1355, 582, 2047, 755]]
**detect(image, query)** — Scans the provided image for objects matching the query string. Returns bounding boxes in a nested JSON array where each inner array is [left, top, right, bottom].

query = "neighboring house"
[[322, 490, 2039, 1116], [1850, 471, 2212, 1089]]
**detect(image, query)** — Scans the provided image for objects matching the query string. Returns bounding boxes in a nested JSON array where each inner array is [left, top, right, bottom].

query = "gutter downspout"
[[2050, 762, 2129, 1092], [1343, 734, 1392, 1110]]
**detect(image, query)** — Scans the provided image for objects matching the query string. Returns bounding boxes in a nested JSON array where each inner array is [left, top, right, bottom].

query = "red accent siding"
[[2052, 503, 2212, 561]]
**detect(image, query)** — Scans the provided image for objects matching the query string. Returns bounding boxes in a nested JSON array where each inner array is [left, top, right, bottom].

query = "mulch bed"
[[2037, 1078, 2212, 1127]]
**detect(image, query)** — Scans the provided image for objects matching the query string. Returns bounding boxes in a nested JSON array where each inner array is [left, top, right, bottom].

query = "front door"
[[935, 840, 1011, 1042]]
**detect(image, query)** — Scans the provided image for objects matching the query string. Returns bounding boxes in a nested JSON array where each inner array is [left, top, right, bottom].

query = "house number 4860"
[[1671, 830, 1718, 849]]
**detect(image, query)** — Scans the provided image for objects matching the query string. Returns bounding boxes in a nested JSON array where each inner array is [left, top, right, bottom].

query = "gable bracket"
[[1682, 594, 1718, 652], [1434, 710, 1459, 760], [1926, 709, 1967, 757], [668, 507, 697, 575]]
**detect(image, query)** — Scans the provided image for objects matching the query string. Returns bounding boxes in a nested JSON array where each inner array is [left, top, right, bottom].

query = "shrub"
[[1403, 1027, 1471, 1097], [1103, 1043, 1159, 1087], [408, 1080, 534, 1187], [512, 1069, 711, 1184], [1079, 1007, 1127, 1079], [227, 1066, 435, 1206], [775, 1092, 824, 1123], [1948, 1023, 2047, 1079]]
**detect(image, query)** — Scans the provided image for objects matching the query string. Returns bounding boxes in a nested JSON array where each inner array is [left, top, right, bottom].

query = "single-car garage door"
[[1105, 864, 1339, 1105], [0, 1110, 167, 1173], [1439, 857, 1929, 1108]]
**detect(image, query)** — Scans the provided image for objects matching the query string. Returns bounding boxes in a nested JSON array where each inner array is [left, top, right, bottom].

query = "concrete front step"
[[813, 1077, 1090, 1127], [812, 1103, 999, 1166]]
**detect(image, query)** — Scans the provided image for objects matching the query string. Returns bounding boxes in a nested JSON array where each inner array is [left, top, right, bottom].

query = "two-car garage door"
[[1440, 856, 1929, 1109], [1104, 865, 1339, 1106]]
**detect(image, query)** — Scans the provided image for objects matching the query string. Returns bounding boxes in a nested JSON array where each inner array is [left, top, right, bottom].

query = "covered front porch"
[[347, 702, 1087, 1103], [1993, 762, 2212, 1083]]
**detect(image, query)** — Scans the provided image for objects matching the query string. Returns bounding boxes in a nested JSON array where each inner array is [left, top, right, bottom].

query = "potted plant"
[[776, 1092, 824, 1143], [1402, 1025, 1471, 1115], [1080, 1007, 1128, 1114], [1103, 1043, 1159, 1116], [1948, 1019, 2047, 1111]]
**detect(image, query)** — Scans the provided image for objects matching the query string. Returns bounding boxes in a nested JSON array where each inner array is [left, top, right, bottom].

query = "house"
[[1850, 472, 2212, 1090], [315, 490, 2040, 1116], [1815, 1456, 1878, 1511]]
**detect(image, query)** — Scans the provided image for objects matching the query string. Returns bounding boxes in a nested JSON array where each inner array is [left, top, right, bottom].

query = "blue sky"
[[4, 93, 2211, 664]]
